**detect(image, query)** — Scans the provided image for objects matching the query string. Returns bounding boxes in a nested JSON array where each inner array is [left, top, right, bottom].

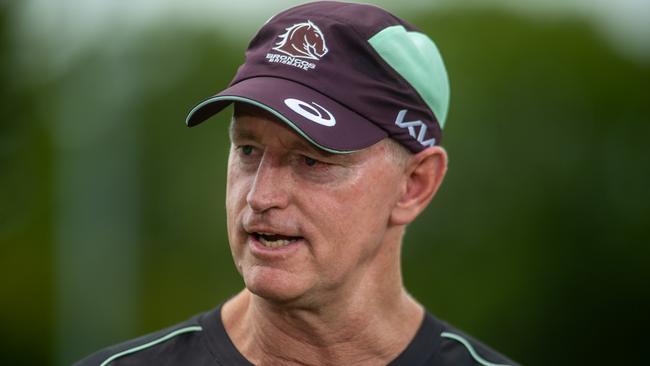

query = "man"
[[75, 1, 519, 365]]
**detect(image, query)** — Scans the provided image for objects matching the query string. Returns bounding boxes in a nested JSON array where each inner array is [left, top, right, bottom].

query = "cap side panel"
[[368, 25, 450, 128]]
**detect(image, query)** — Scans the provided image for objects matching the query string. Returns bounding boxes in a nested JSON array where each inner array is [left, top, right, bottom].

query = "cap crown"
[[231, 1, 449, 151]]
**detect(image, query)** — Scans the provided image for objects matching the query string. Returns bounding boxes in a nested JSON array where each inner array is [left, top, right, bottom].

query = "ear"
[[390, 146, 448, 226]]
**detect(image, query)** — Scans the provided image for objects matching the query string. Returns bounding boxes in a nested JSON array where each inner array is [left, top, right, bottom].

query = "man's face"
[[226, 105, 409, 305]]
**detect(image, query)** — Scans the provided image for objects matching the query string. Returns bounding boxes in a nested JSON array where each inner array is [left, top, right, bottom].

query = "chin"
[[243, 266, 309, 304]]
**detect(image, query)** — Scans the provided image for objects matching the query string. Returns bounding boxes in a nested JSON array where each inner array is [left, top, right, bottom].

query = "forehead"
[[229, 103, 405, 167], [230, 103, 342, 157], [231, 103, 301, 139]]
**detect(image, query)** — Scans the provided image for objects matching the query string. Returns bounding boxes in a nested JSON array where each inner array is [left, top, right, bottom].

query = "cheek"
[[225, 167, 252, 274], [309, 171, 400, 254], [226, 160, 249, 209], [225, 165, 251, 238], [333, 171, 399, 220]]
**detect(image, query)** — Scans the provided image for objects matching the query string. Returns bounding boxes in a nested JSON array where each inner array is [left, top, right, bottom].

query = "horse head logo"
[[272, 21, 328, 60]]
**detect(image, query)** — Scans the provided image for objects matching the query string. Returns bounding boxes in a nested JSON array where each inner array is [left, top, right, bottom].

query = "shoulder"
[[72, 311, 210, 366], [395, 311, 520, 366], [434, 319, 520, 366]]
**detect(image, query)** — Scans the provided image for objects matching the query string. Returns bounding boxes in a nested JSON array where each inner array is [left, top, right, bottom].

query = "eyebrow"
[[286, 138, 337, 158]]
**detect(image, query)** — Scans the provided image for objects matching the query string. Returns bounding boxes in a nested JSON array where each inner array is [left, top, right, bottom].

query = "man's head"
[[185, 1, 450, 304], [225, 103, 446, 305]]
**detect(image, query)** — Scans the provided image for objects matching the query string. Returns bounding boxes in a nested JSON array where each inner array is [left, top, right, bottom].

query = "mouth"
[[252, 232, 303, 249]]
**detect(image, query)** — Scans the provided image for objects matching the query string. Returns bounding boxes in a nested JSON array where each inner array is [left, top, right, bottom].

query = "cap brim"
[[185, 77, 387, 153]]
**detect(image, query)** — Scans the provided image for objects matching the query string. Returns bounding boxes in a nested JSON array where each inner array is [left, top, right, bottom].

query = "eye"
[[240, 145, 254, 156], [304, 156, 318, 167]]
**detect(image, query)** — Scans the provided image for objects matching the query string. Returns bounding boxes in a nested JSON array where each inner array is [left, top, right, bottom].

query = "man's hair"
[[383, 138, 411, 168]]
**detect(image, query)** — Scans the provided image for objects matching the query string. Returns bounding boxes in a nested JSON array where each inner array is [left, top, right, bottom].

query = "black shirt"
[[74, 306, 518, 365]]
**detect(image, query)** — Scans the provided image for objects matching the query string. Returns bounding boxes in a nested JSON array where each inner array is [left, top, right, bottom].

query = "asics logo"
[[284, 98, 336, 127]]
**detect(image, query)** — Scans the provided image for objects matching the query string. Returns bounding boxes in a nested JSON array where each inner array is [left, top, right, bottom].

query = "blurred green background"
[[1, 1, 649, 365]]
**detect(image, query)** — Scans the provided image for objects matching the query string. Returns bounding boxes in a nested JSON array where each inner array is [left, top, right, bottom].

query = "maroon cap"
[[186, 1, 450, 153]]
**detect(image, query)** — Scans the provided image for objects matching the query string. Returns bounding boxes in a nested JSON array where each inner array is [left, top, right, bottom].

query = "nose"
[[246, 152, 291, 213]]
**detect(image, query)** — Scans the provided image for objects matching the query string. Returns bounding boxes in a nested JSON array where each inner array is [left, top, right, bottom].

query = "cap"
[[185, 1, 450, 153]]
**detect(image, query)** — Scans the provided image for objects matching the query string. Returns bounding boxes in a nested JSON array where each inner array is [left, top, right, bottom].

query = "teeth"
[[258, 236, 292, 248], [255, 231, 297, 248], [254, 232, 296, 248]]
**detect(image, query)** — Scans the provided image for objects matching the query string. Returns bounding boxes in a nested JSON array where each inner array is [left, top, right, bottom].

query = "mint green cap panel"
[[368, 25, 450, 128]]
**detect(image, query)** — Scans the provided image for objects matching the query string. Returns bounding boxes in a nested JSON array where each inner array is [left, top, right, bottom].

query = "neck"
[[221, 230, 424, 366]]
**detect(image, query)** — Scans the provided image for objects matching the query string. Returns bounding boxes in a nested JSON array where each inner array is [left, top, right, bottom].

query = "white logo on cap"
[[265, 21, 328, 71], [284, 98, 336, 127], [394, 109, 435, 147], [273, 21, 328, 60]]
